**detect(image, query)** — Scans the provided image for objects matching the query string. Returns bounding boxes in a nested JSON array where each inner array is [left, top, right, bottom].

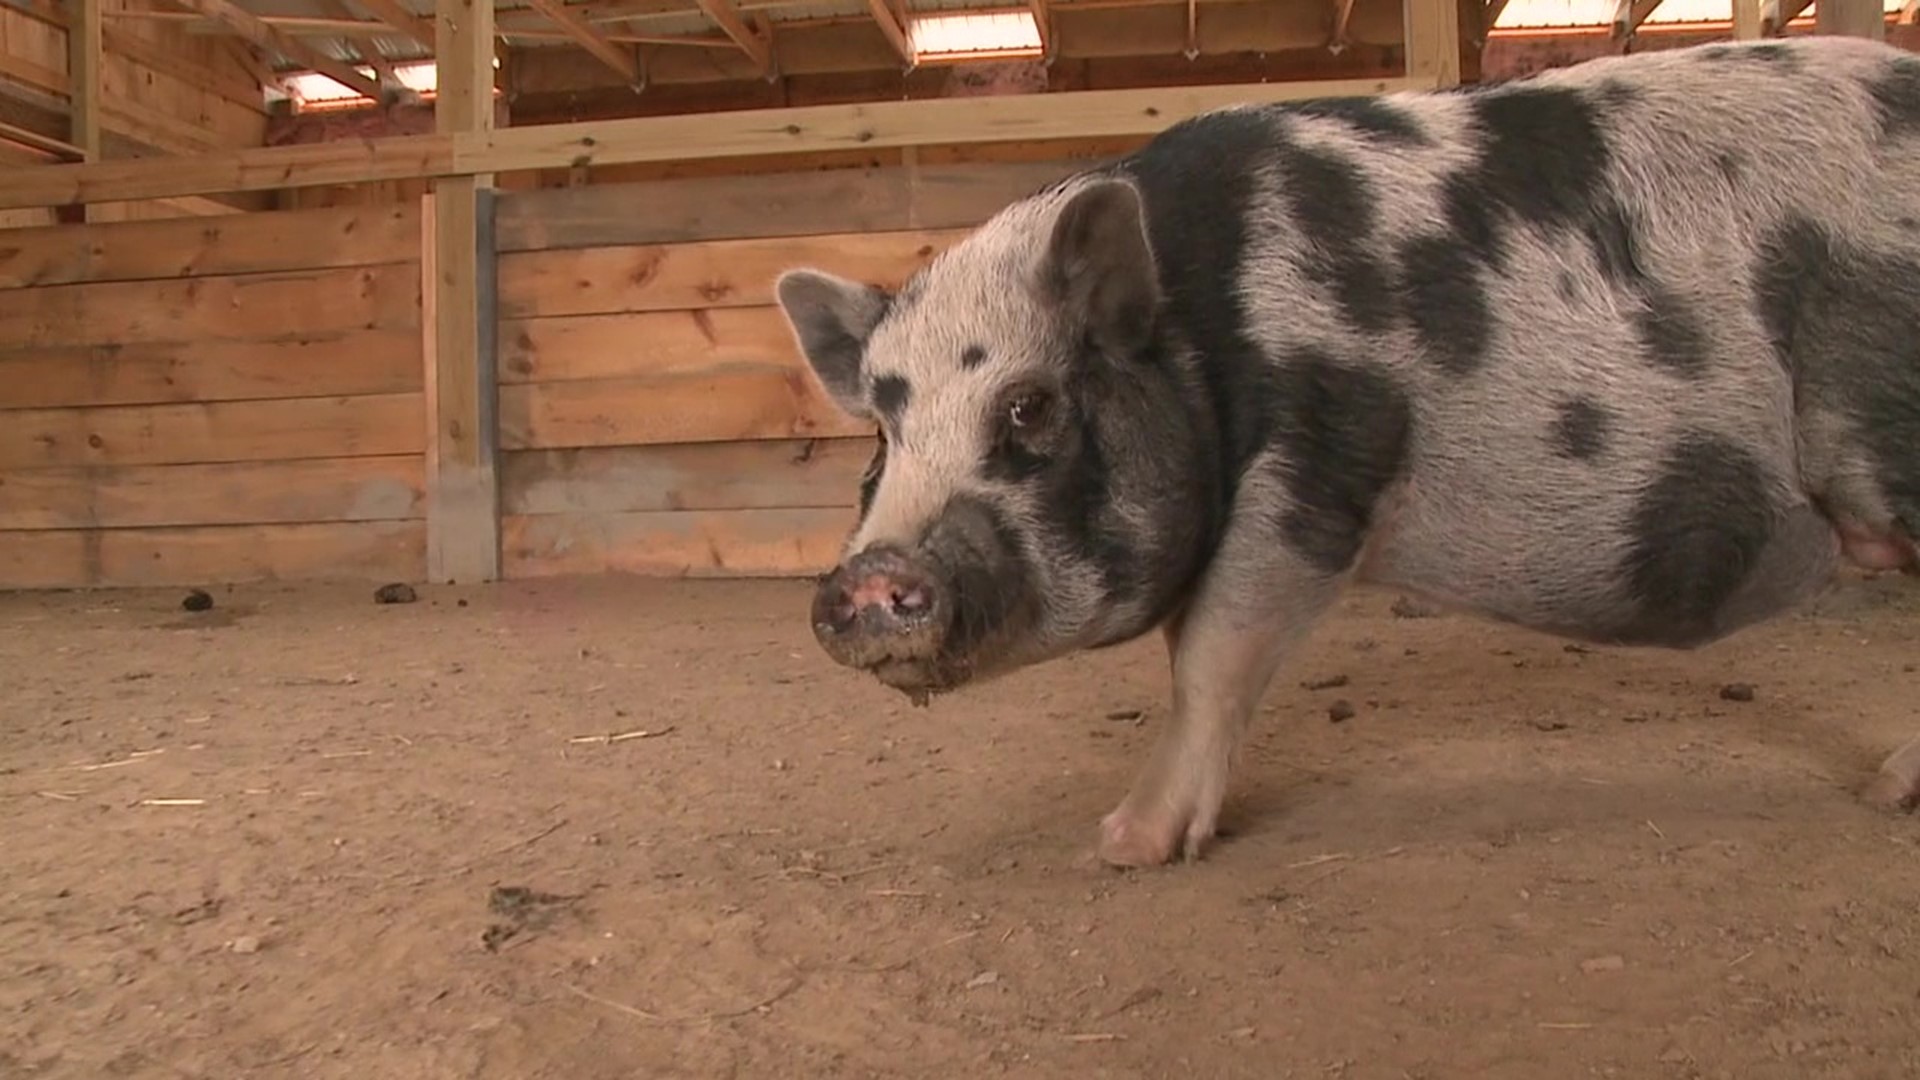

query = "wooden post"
[[1816, 0, 1886, 39], [61, 0, 100, 223], [1404, 0, 1462, 88], [426, 0, 500, 584], [1732, 0, 1762, 39]]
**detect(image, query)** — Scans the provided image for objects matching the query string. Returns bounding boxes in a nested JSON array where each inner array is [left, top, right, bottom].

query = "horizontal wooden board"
[[501, 438, 872, 516], [499, 307, 800, 384], [0, 204, 421, 289], [500, 368, 870, 451], [495, 229, 962, 319], [502, 507, 856, 579], [0, 393, 425, 469], [0, 455, 424, 531], [492, 160, 1088, 252], [0, 329, 422, 409], [0, 520, 425, 589], [0, 262, 420, 349]]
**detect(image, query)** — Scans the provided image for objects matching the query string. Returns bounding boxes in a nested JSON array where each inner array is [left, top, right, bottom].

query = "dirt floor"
[[2, 570, 1918, 1080]]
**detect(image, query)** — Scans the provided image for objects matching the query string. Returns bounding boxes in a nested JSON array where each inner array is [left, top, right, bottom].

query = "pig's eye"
[[1006, 391, 1053, 431]]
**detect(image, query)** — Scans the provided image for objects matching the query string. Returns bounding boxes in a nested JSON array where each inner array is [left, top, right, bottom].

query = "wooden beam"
[[1027, 0, 1052, 57], [1402, 0, 1460, 88], [168, 0, 383, 100], [865, 0, 915, 67], [0, 76, 1431, 210], [1761, 0, 1813, 34], [1815, 0, 1887, 37], [1609, 0, 1664, 40], [427, 0, 501, 584], [698, 0, 775, 79], [223, 40, 283, 94], [323, 0, 411, 99], [522, 0, 643, 85], [1330, 0, 1357, 51], [351, 0, 437, 51], [1731, 0, 1762, 37], [66, 0, 100, 163], [0, 117, 83, 160]]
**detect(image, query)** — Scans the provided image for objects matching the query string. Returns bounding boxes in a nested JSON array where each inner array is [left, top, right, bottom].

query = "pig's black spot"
[[1586, 201, 1645, 287], [1700, 42, 1800, 68], [857, 436, 887, 521], [1634, 288, 1711, 377], [1440, 176, 1505, 272], [1617, 431, 1773, 648], [960, 344, 988, 369], [1466, 86, 1612, 235], [1753, 217, 1920, 535], [1276, 143, 1396, 334], [1866, 58, 1920, 143], [1751, 215, 1831, 372], [1594, 80, 1641, 111], [1396, 233, 1491, 376], [935, 493, 1037, 658], [1117, 108, 1280, 479], [1279, 96, 1430, 145], [1550, 396, 1612, 461], [1268, 351, 1413, 574], [870, 374, 911, 426], [1715, 152, 1743, 186]]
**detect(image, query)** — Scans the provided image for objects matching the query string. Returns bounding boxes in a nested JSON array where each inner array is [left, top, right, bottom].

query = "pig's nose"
[[811, 546, 946, 660]]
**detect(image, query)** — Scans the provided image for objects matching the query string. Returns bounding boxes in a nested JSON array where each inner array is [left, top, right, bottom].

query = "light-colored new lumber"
[[502, 506, 856, 579], [865, 0, 914, 66], [0, 455, 424, 530], [1609, 0, 1664, 39], [491, 159, 1088, 251], [423, 0, 500, 584], [0, 331, 420, 409], [498, 368, 871, 452], [1816, 0, 1887, 37], [0, 76, 1428, 210], [1402, 0, 1460, 88], [496, 228, 961, 319], [0, 520, 426, 588], [0, 392, 425, 469], [0, 203, 419, 289], [0, 263, 420, 349], [1732, 0, 1762, 38], [502, 438, 873, 516]]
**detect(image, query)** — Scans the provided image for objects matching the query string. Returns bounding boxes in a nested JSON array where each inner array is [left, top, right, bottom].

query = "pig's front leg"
[[1097, 532, 1346, 867]]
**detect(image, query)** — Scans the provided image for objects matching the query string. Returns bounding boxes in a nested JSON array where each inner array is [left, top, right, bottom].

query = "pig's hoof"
[[1096, 807, 1213, 867], [1864, 735, 1920, 812]]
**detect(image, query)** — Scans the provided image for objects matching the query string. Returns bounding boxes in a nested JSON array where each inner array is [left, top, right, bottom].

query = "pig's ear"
[[1039, 178, 1160, 357], [775, 268, 889, 416]]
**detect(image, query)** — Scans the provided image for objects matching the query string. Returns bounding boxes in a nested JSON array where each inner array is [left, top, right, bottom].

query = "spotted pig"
[[773, 35, 1920, 867]]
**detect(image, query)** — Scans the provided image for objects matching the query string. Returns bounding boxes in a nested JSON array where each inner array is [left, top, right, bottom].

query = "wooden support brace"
[[698, 0, 774, 79], [1027, 0, 1052, 59], [421, 187, 500, 584], [1184, 0, 1199, 59], [522, 0, 642, 86], [866, 0, 915, 68], [1904, 0, 1919, 26], [1609, 0, 1665, 40], [1761, 0, 1813, 35], [66, 0, 100, 164], [1330, 0, 1358, 51], [352, 0, 437, 51]]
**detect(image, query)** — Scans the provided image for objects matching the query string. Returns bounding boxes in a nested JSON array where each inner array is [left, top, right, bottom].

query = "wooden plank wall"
[[0, 204, 427, 588], [490, 158, 1096, 579]]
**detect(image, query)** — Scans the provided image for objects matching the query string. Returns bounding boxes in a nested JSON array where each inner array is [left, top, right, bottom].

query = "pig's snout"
[[811, 545, 952, 685]]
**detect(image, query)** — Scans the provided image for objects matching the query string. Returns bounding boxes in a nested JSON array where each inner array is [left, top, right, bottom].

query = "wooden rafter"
[[697, 0, 774, 78], [351, 0, 436, 51], [325, 0, 408, 96], [1761, 0, 1813, 34], [522, 0, 643, 85], [1027, 0, 1051, 55], [865, 0, 914, 66], [1902, 0, 1918, 24], [167, 0, 382, 99], [222, 40, 282, 93], [1609, 0, 1665, 39]]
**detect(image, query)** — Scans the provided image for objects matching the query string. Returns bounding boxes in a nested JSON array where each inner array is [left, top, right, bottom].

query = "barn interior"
[[2, 2, 1918, 1077]]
